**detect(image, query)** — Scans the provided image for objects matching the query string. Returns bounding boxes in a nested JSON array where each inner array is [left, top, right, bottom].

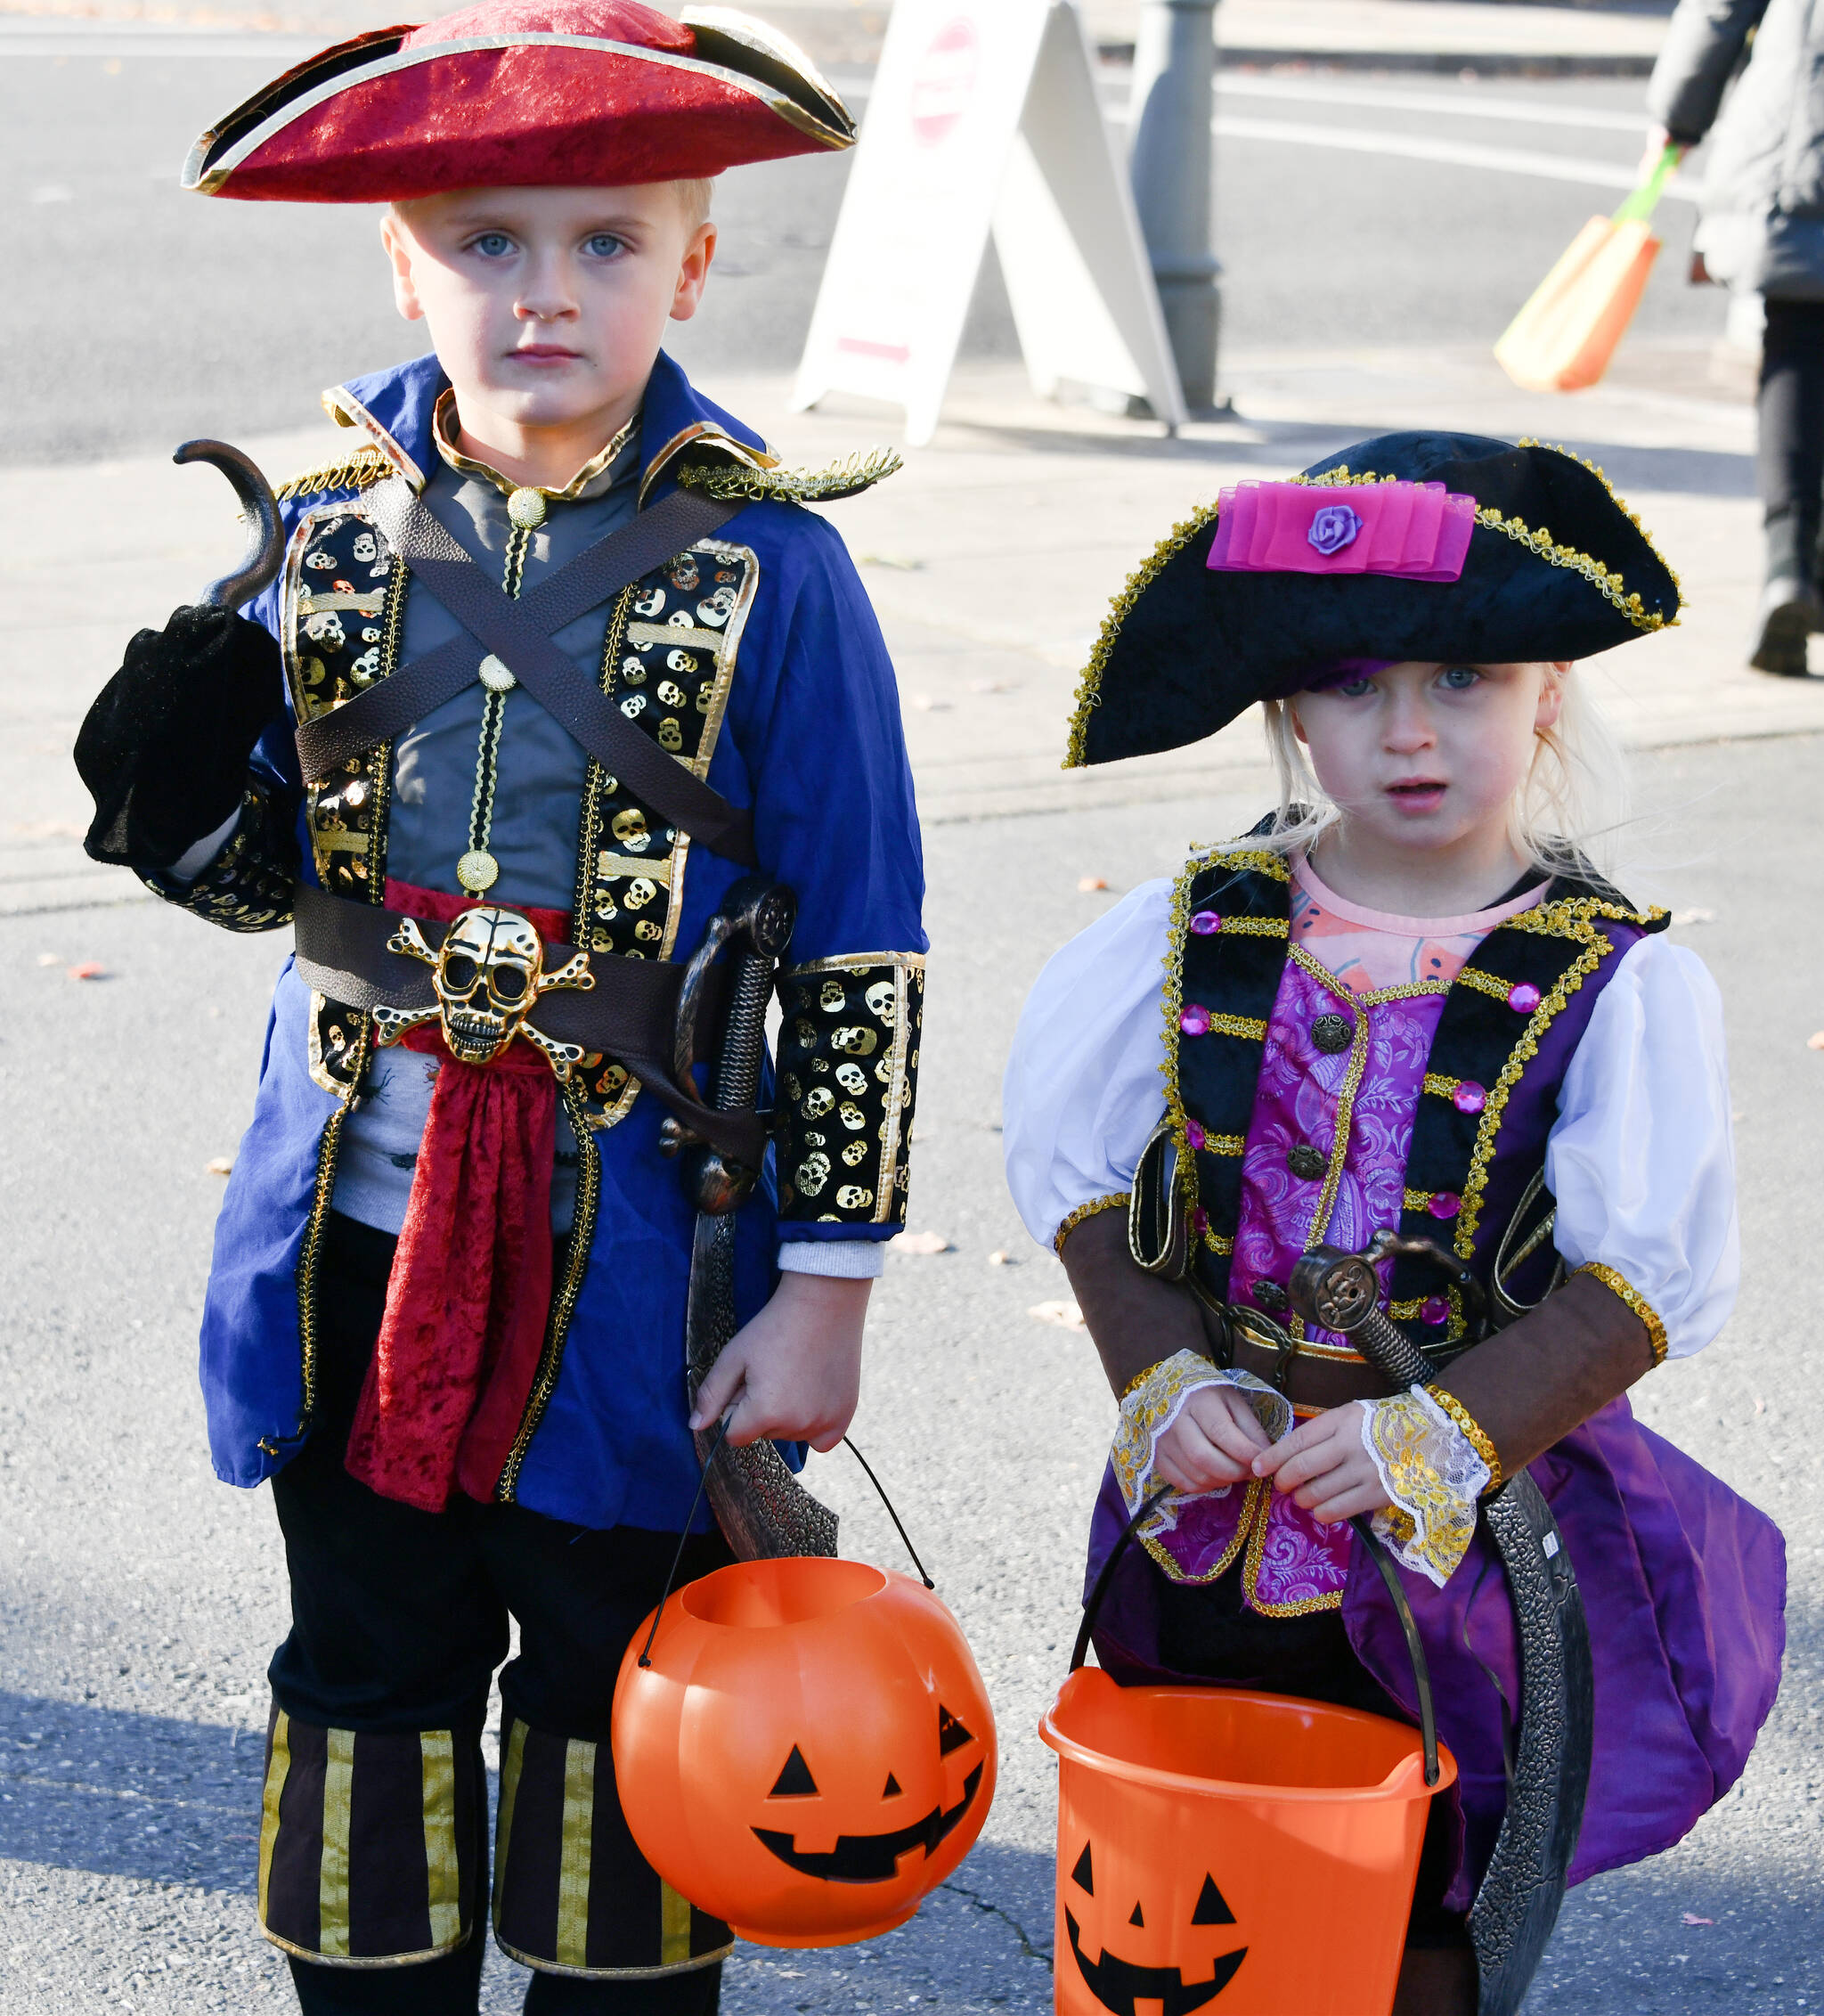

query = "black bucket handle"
[[639, 1425, 932, 1669], [1070, 1482, 1442, 1790]]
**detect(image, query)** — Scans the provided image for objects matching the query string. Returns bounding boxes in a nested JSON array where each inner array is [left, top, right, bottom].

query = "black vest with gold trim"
[[1164, 834, 1668, 1354]]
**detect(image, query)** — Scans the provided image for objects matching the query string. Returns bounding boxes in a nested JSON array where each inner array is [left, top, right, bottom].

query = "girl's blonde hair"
[[1257, 665, 1629, 879]]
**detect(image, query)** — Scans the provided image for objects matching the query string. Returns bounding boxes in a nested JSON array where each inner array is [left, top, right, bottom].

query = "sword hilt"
[[1287, 1243, 1435, 1390], [666, 877, 797, 1215]]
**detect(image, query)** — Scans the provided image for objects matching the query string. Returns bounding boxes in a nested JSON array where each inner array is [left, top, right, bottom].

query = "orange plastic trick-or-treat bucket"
[[1041, 1668, 1454, 2016], [613, 1555, 998, 1949]]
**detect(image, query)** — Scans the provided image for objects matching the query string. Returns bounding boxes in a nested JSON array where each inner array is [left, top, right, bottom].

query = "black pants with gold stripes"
[[259, 1212, 734, 2013]]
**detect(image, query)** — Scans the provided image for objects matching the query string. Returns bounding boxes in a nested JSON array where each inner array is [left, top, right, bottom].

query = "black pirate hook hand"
[[75, 440, 289, 873]]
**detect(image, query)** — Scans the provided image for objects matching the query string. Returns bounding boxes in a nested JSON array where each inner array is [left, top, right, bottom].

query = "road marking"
[[1210, 113, 1694, 199], [1217, 73, 1652, 135]]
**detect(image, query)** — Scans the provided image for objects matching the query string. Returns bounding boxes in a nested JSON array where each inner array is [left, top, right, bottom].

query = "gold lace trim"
[[1452, 966, 1517, 1002], [1201, 1012, 1269, 1041], [275, 445, 393, 501], [1423, 1383, 1503, 1490], [1574, 1261, 1670, 1367], [1241, 1481, 1344, 1614], [1364, 1391, 1484, 1580], [1064, 500, 1224, 769], [1454, 894, 1665, 1253], [1054, 1192, 1129, 1255], [676, 448, 901, 504]]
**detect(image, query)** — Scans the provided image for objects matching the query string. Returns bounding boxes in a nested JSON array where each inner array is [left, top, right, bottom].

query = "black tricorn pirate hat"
[[1065, 431, 1682, 768]]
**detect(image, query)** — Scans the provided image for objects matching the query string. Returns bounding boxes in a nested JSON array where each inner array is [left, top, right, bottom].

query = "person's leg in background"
[[483, 1511, 734, 2013], [263, 1212, 510, 2016], [1751, 295, 1824, 673]]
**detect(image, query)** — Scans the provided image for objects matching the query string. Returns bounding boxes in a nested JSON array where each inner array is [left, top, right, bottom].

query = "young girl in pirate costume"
[[1003, 434, 1785, 2013]]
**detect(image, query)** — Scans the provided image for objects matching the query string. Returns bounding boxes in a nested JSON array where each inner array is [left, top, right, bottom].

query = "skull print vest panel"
[[1162, 831, 1668, 1359]]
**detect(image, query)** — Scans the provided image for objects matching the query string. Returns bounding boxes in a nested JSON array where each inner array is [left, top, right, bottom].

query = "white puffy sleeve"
[[1545, 934, 1738, 1360], [1002, 879, 1173, 1251]]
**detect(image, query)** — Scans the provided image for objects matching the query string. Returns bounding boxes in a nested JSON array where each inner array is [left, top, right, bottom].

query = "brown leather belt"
[[1203, 1305, 1403, 1409], [291, 882, 762, 1165]]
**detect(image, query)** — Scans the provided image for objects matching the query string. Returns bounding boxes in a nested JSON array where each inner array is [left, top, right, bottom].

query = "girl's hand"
[[1250, 1406, 1389, 1524], [688, 1273, 870, 1450], [1153, 1385, 1274, 1495]]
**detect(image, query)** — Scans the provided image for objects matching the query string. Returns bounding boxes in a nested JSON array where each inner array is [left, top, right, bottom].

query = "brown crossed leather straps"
[[292, 477, 756, 867], [291, 883, 765, 1167]]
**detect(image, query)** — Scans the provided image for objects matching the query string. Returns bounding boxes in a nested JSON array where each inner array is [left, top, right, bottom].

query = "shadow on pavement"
[[0, 1689, 264, 1894]]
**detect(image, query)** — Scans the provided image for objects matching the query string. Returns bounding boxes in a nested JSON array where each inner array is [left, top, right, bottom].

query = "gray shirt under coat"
[[332, 431, 639, 1236]]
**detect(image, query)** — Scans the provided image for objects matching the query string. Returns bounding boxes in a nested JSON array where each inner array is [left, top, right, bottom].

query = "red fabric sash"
[[343, 880, 572, 1513]]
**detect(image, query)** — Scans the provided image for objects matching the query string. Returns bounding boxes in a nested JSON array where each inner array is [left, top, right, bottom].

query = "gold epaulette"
[[274, 444, 395, 502], [677, 447, 902, 505]]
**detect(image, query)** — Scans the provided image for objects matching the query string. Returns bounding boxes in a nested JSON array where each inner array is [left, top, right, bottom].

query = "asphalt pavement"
[[1, 20, 1815, 2016], [0, 27, 1730, 464]]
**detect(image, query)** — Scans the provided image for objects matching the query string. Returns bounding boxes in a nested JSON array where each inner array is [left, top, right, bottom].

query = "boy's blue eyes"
[[465, 233, 627, 257]]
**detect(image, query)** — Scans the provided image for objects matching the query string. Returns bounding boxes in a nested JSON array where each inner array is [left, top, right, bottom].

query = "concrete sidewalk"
[[0, 337, 1800, 920]]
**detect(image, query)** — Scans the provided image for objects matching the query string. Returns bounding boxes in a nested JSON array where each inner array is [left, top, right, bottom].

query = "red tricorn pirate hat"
[[182, 0, 854, 202]]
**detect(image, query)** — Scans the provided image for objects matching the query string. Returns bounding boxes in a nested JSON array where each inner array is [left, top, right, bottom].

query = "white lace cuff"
[[1356, 1388, 1492, 1588], [1111, 1349, 1292, 1543]]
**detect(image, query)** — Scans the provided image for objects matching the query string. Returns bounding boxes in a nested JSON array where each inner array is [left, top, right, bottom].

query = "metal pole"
[[1128, 0, 1221, 412]]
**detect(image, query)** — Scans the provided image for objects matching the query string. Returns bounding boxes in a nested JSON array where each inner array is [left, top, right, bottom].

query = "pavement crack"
[[939, 1878, 1053, 1975]]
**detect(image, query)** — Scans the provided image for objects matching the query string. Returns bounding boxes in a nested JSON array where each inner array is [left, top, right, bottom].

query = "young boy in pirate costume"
[[1003, 437, 1786, 2014], [73, 5, 924, 2010]]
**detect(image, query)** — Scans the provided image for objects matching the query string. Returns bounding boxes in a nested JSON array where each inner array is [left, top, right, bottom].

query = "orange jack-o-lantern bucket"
[[1042, 1670, 1454, 2016], [613, 1556, 998, 1947], [1041, 1500, 1456, 2016]]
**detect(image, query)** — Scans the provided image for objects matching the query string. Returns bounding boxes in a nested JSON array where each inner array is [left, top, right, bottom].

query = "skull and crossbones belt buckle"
[[372, 903, 595, 1080]]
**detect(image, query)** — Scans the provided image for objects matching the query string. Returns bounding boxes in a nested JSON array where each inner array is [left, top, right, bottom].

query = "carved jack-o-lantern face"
[[1063, 1839, 1247, 2016], [753, 1702, 985, 1884], [613, 1558, 998, 1947]]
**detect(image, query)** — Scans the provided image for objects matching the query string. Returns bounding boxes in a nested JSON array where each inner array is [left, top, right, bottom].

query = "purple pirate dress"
[[1004, 839, 1785, 1914]]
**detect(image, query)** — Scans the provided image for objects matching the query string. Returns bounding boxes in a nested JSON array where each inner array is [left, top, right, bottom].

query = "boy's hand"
[[1152, 1385, 1274, 1495], [1250, 1406, 1389, 1524], [688, 1272, 870, 1451]]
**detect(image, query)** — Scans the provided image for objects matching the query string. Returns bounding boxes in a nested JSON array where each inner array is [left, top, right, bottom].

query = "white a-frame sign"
[[792, 0, 1187, 445]]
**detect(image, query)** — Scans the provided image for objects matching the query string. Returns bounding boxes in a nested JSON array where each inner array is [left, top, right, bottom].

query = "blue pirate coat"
[[154, 349, 926, 1531]]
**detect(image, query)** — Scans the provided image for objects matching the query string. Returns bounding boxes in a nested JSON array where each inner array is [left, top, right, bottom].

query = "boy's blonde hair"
[[676, 176, 715, 226], [1258, 665, 1629, 879]]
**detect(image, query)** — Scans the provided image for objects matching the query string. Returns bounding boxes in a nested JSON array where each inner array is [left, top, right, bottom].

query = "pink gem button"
[[1428, 1191, 1461, 1220], [1452, 1081, 1486, 1114], [1507, 982, 1541, 1013], [1193, 1207, 1209, 1235], [1420, 1296, 1451, 1326], [1180, 1004, 1211, 1036], [1189, 910, 1223, 935], [1185, 1120, 1207, 1150]]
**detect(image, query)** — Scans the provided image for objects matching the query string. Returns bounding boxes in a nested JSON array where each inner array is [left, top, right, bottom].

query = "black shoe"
[[1749, 577, 1820, 675]]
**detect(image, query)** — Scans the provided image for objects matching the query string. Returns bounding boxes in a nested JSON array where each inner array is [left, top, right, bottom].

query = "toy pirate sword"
[[666, 877, 840, 1560], [1287, 1237, 1593, 2016]]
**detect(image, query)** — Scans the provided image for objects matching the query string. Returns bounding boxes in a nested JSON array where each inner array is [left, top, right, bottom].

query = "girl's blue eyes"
[[1334, 665, 1480, 698]]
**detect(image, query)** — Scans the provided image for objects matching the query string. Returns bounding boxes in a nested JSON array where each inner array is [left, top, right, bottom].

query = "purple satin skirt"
[[1083, 1396, 1786, 1912]]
